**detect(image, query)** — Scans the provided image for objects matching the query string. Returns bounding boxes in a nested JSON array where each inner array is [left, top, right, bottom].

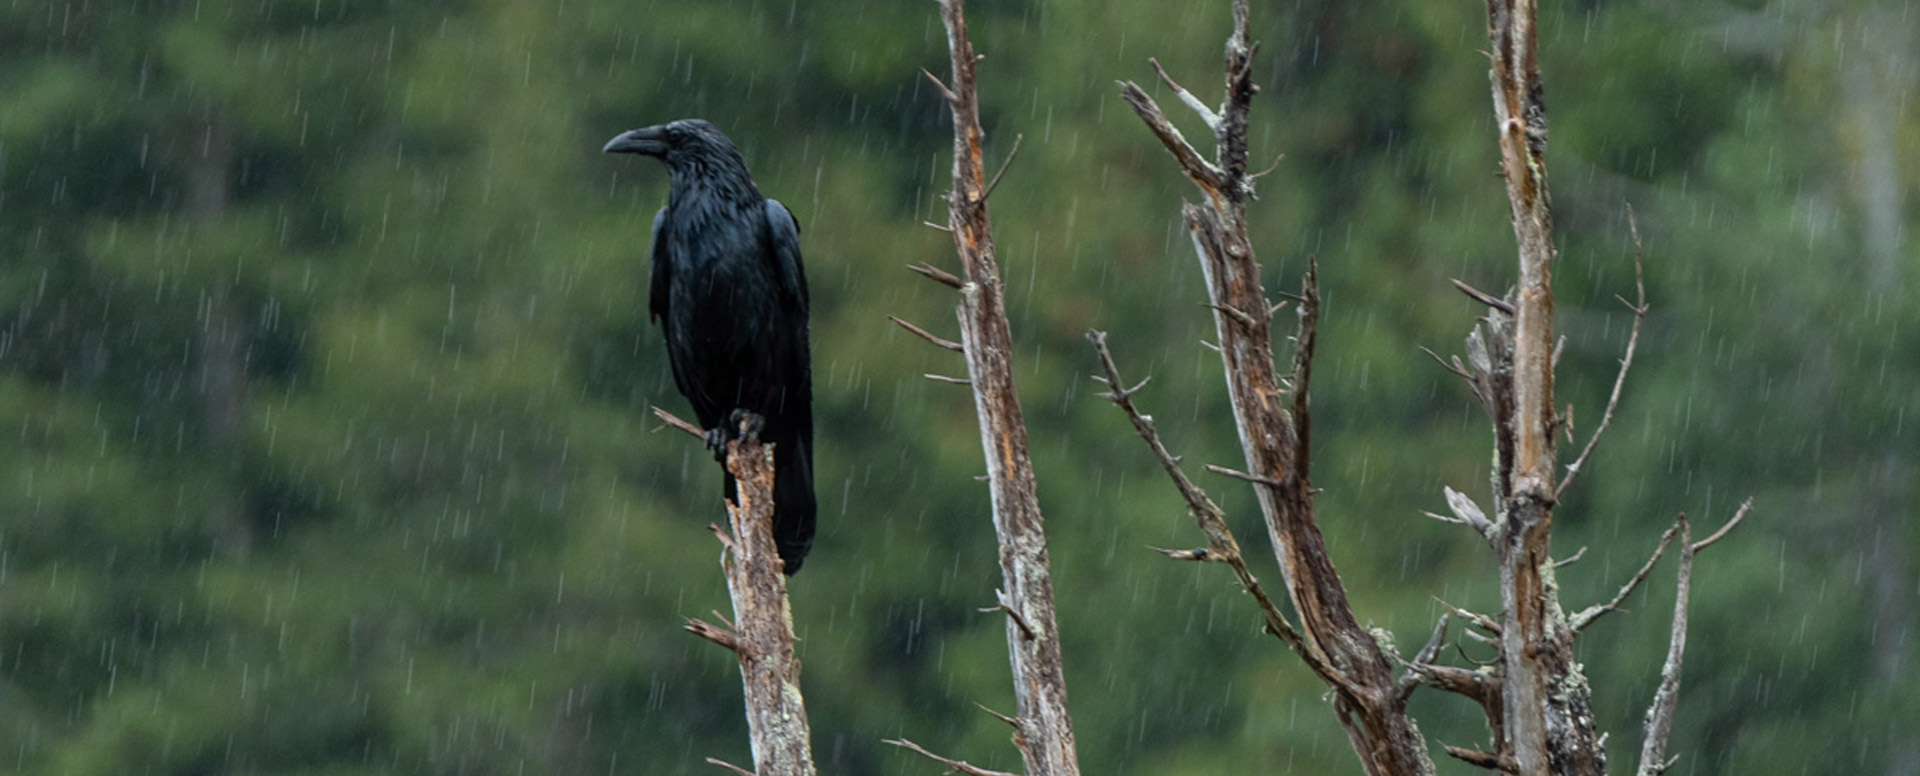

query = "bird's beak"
[[602, 126, 668, 156]]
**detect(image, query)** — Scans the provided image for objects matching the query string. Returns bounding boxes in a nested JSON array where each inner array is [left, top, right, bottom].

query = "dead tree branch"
[[1087, 330, 1344, 687], [914, 2, 1080, 774], [1558, 207, 1649, 498], [1569, 520, 1680, 633], [706, 758, 756, 776], [891, 315, 965, 352], [671, 410, 816, 776], [1637, 499, 1753, 776], [886, 739, 1020, 776], [1117, 2, 1434, 773]]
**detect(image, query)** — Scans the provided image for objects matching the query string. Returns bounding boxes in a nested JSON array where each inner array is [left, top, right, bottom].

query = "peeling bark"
[[666, 410, 817, 776], [901, 2, 1081, 774]]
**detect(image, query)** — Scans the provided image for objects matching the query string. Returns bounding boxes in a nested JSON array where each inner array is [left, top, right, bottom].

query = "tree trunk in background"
[[185, 107, 254, 553], [1835, 9, 1916, 773]]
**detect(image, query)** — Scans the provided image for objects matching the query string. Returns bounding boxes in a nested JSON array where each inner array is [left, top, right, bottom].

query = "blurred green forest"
[[0, 0, 1911, 773]]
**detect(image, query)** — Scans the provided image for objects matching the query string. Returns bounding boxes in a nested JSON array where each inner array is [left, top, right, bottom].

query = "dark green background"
[[1, 0, 1909, 773]]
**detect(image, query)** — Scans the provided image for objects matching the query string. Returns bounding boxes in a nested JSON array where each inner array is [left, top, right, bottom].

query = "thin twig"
[[1250, 152, 1285, 180], [885, 739, 1020, 776], [921, 68, 958, 103], [1570, 519, 1681, 633], [1394, 612, 1453, 698], [909, 262, 964, 289], [1690, 498, 1752, 554], [1203, 302, 1260, 331], [1554, 545, 1589, 568], [1435, 597, 1501, 636], [705, 758, 755, 776], [975, 702, 1020, 729], [984, 133, 1024, 201], [1419, 345, 1473, 380], [1558, 205, 1649, 498], [684, 617, 742, 652], [1204, 463, 1282, 487], [982, 592, 1036, 641], [1087, 329, 1350, 692], [1150, 545, 1215, 562], [652, 406, 705, 439], [1148, 57, 1222, 131], [1451, 278, 1516, 314], [891, 315, 964, 352], [1116, 80, 1224, 190], [924, 373, 972, 386], [1445, 745, 1518, 773]]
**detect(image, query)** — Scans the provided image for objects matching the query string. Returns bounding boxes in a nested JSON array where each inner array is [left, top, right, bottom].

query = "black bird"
[[603, 119, 815, 575]]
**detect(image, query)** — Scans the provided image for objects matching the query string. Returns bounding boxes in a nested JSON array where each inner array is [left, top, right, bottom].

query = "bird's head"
[[602, 119, 741, 169]]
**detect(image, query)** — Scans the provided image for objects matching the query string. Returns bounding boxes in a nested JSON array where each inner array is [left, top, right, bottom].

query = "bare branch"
[[1413, 612, 1452, 666], [1116, 79, 1224, 190], [1419, 345, 1473, 381], [1691, 497, 1753, 554], [1120, 1, 1432, 769], [1203, 302, 1260, 331], [1150, 545, 1215, 562], [1639, 499, 1751, 776], [1435, 598, 1502, 637], [705, 758, 755, 776], [1570, 519, 1681, 633], [921, 67, 958, 104], [1451, 277, 1516, 314], [891, 315, 965, 352], [1394, 612, 1454, 699], [1250, 152, 1285, 180], [975, 702, 1021, 729], [984, 133, 1024, 201], [924, 373, 973, 386], [909, 262, 965, 289], [1411, 661, 1499, 702], [1203, 463, 1281, 487], [1445, 744, 1518, 773], [651, 406, 705, 439], [928, 2, 1080, 773], [1636, 514, 1693, 776], [1086, 329, 1350, 692], [1554, 545, 1588, 568], [982, 591, 1037, 642], [1440, 485, 1497, 541], [684, 617, 742, 652], [1148, 56, 1222, 131], [885, 739, 1020, 776], [1558, 206, 1649, 498]]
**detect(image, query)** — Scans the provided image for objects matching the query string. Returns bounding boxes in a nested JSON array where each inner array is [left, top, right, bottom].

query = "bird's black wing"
[[764, 200, 808, 311], [646, 207, 671, 324]]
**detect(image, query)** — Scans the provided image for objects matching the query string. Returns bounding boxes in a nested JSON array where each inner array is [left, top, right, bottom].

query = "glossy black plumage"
[[604, 119, 815, 575]]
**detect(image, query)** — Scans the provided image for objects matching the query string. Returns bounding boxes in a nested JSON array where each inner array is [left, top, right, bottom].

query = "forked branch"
[[1637, 499, 1753, 776], [1088, 330, 1344, 688]]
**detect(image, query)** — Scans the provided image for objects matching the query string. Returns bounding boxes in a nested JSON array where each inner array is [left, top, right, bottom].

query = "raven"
[[603, 119, 815, 575]]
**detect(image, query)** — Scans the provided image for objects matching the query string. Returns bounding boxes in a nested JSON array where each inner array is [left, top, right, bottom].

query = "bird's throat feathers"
[[666, 152, 762, 212]]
